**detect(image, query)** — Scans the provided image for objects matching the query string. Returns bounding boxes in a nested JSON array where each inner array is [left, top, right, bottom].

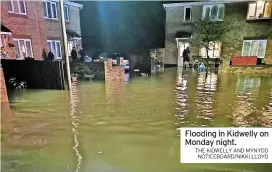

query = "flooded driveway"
[[1, 68, 272, 172]]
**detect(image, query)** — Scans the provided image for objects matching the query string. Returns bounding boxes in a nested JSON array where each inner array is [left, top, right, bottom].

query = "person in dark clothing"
[[42, 49, 48, 60], [71, 47, 77, 61], [182, 47, 190, 67], [48, 50, 54, 60], [182, 47, 190, 62], [78, 48, 85, 61]]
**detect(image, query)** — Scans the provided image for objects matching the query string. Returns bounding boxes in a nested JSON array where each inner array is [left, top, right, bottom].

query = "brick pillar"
[[1, 68, 9, 104], [119, 57, 123, 66]]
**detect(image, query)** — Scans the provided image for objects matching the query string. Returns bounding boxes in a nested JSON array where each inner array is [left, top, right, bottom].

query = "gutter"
[[163, 0, 250, 9], [50, 0, 84, 9]]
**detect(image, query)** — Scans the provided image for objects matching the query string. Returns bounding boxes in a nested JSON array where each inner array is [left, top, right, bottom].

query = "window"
[[13, 39, 33, 59], [64, 5, 69, 21], [47, 40, 62, 59], [8, 0, 27, 15], [202, 4, 225, 20], [199, 42, 221, 58], [242, 40, 267, 58], [247, 1, 272, 19], [43, 1, 58, 20], [184, 6, 192, 22]]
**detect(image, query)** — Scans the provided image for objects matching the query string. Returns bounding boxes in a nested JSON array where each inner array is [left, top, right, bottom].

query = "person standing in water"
[[182, 47, 190, 68]]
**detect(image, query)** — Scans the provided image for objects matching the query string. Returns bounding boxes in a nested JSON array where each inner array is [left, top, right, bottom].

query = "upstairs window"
[[8, 0, 27, 15], [247, 1, 272, 19], [184, 6, 192, 22], [43, 1, 58, 20], [242, 40, 267, 58], [202, 4, 225, 21], [64, 5, 70, 21]]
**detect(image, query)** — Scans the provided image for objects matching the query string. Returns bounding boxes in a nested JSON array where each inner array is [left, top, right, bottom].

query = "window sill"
[[246, 17, 271, 21], [44, 18, 59, 22], [201, 18, 224, 22], [8, 12, 28, 18], [8, 11, 27, 15]]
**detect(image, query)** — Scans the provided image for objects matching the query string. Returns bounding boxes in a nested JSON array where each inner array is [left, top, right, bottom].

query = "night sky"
[[77, 1, 166, 55]]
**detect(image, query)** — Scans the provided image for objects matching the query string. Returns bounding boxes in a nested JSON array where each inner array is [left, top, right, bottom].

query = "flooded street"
[[1, 68, 272, 172]]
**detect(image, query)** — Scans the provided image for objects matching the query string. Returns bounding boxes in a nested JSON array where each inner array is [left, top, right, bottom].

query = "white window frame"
[[202, 4, 225, 21], [183, 6, 192, 22], [247, 1, 272, 19], [8, 0, 27, 15], [47, 40, 62, 59], [43, 0, 58, 20], [13, 38, 33, 59], [64, 5, 70, 22], [200, 41, 222, 58], [242, 40, 267, 58]]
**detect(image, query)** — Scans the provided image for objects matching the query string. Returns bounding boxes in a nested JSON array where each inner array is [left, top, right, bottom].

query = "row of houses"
[[0, 0, 83, 60], [163, 0, 272, 66]]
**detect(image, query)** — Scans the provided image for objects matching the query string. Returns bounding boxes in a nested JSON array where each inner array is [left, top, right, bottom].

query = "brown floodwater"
[[1, 67, 272, 172]]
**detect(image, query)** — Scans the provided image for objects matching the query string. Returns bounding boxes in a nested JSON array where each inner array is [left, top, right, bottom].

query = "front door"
[[178, 42, 190, 67]]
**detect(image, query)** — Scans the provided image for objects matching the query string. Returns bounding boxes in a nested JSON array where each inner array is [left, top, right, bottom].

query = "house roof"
[[66, 29, 81, 38], [51, 0, 83, 9], [1, 24, 12, 33], [175, 31, 191, 38], [163, 0, 250, 9]]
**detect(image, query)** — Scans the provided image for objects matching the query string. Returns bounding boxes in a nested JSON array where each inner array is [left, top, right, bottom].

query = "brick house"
[[163, 0, 272, 66], [0, 0, 83, 60]]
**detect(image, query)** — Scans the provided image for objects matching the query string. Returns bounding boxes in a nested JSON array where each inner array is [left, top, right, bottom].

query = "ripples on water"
[[2, 68, 272, 172], [70, 80, 82, 172]]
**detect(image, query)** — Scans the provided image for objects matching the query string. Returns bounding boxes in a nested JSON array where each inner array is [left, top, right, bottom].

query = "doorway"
[[178, 41, 190, 67]]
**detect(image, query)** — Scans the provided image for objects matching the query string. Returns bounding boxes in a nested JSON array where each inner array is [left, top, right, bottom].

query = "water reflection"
[[233, 76, 268, 127], [105, 79, 125, 105], [175, 67, 188, 119], [125, 73, 130, 82], [2, 68, 272, 172], [196, 72, 218, 121], [267, 89, 272, 114], [69, 80, 82, 172]]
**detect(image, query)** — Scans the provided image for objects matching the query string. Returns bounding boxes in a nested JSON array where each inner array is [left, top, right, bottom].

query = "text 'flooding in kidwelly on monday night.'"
[[179, 128, 272, 163]]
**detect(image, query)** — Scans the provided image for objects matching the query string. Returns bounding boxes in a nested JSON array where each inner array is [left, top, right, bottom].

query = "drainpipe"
[[60, 0, 72, 91]]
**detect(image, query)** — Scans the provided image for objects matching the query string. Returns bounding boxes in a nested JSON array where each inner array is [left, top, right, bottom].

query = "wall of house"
[[164, 2, 272, 65], [44, 2, 65, 58], [222, 3, 272, 65], [66, 5, 81, 36], [265, 38, 272, 64], [165, 5, 202, 65], [65, 5, 82, 53], [1, 1, 47, 60]]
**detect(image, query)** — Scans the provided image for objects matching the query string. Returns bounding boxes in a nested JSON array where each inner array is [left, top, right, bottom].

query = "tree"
[[191, 19, 233, 62]]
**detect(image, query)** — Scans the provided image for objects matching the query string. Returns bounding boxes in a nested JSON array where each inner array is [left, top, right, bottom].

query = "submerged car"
[[112, 59, 130, 72]]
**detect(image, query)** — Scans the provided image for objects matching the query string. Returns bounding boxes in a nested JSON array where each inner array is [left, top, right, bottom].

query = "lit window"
[[8, 0, 27, 15], [13, 39, 33, 59], [64, 5, 69, 21], [199, 42, 221, 58], [247, 1, 272, 19], [47, 40, 62, 59], [43, 1, 58, 20], [202, 4, 224, 20], [184, 6, 192, 22], [242, 40, 267, 58]]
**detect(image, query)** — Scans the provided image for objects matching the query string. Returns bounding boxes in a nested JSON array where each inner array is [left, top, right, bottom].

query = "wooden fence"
[[1, 59, 66, 90]]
